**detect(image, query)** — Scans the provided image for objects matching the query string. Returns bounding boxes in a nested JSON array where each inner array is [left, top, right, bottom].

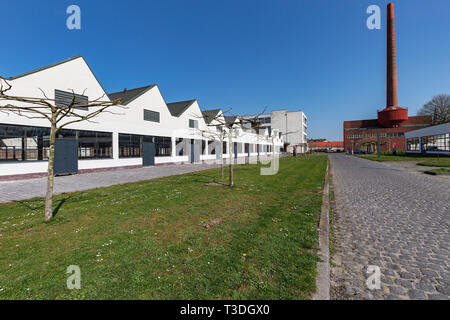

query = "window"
[[422, 133, 450, 152], [153, 136, 171, 156], [256, 117, 271, 124], [223, 141, 227, 154], [0, 124, 112, 161], [119, 133, 141, 158], [143, 109, 160, 123], [55, 89, 88, 111], [189, 119, 198, 129], [77, 130, 113, 159], [407, 137, 420, 151]]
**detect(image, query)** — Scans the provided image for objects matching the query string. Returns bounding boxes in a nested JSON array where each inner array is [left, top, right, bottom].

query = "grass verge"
[[417, 159, 450, 167], [0, 156, 327, 299], [426, 168, 450, 174], [355, 154, 449, 162]]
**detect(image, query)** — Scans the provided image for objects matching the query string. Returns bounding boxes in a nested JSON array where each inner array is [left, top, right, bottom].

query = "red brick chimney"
[[386, 2, 398, 107], [378, 2, 408, 127]]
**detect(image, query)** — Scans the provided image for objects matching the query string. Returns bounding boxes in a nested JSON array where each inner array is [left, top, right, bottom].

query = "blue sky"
[[2, 0, 450, 140]]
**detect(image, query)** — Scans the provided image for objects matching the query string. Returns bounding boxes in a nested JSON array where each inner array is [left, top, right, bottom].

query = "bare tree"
[[198, 109, 266, 187], [0, 78, 123, 221], [195, 118, 226, 178], [418, 94, 450, 124]]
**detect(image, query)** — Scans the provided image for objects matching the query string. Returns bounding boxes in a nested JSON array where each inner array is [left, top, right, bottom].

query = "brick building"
[[309, 141, 344, 152], [343, 3, 432, 153], [344, 116, 431, 153]]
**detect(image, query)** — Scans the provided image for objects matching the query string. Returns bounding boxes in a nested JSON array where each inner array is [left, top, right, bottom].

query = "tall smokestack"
[[387, 2, 398, 107]]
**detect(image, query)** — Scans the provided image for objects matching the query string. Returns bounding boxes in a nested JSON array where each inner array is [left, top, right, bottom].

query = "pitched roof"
[[5, 55, 109, 97], [107, 85, 156, 105], [201, 109, 221, 124], [6, 56, 83, 80], [224, 115, 239, 125], [166, 100, 196, 117]]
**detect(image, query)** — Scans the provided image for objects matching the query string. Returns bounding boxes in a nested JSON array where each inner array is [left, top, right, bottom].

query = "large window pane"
[[119, 133, 141, 158]]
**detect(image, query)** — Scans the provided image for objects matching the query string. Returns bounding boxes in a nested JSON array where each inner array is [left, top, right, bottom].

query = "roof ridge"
[[107, 84, 156, 95], [7, 55, 83, 80], [166, 99, 197, 117], [167, 99, 197, 105], [107, 84, 156, 105]]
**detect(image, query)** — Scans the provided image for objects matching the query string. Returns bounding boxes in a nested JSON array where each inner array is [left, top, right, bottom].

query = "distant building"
[[344, 116, 431, 153], [309, 141, 344, 153], [343, 3, 432, 153], [405, 122, 450, 155], [242, 109, 308, 153]]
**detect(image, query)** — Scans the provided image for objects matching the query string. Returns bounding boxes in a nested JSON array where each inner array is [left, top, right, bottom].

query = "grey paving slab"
[[0, 162, 224, 203], [329, 154, 449, 300], [0, 155, 274, 203]]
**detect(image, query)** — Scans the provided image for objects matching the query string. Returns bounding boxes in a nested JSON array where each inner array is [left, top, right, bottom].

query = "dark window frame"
[[143, 109, 160, 123], [55, 89, 89, 111]]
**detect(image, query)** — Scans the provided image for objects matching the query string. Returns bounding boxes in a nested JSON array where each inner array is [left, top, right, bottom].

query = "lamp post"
[[285, 112, 288, 149], [377, 129, 381, 158]]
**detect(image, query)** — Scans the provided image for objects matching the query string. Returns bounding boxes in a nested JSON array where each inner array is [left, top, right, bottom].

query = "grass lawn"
[[0, 155, 327, 299], [355, 154, 449, 162], [417, 159, 450, 167], [427, 168, 450, 174]]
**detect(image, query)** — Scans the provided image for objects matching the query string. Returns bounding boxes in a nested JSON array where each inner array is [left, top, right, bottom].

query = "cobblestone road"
[[329, 154, 449, 300]]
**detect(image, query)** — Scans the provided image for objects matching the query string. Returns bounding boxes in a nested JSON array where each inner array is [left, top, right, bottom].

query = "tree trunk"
[[220, 137, 224, 179], [272, 139, 275, 159], [228, 133, 233, 187], [44, 124, 57, 221]]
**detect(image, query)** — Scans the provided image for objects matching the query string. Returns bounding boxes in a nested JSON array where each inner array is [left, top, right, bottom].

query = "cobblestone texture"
[[329, 154, 449, 300]]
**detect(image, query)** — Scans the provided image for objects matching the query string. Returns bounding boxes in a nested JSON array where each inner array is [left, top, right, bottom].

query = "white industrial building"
[[405, 122, 450, 155], [0, 56, 283, 180], [242, 109, 307, 153]]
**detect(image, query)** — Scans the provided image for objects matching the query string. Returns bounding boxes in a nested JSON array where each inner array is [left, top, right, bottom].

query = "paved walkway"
[[0, 162, 224, 203], [0, 155, 277, 203], [329, 154, 449, 300], [380, 160, 448, 175]]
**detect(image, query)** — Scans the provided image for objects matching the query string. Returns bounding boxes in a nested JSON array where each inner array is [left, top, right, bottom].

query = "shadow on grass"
[[14, 195, 73, 218], [189, 172, 225, 184], [52, 196, 72, 217]]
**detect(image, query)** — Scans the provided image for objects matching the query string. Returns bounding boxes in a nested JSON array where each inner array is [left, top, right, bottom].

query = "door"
[[142, 142, 155, 166], [54, 138, 78, 175], [190, 139, 195, 163], [189, 139, 201, 163]]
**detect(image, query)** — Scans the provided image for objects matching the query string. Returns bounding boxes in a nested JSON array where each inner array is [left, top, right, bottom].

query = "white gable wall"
[[0, 57, 283, 177]]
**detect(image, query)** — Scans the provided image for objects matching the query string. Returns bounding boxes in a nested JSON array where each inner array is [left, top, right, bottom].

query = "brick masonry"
[[343, 116, 432, 152]]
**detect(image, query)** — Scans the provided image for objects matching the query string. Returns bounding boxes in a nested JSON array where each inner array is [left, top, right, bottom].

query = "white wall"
[[0, 56, 283, 177]]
